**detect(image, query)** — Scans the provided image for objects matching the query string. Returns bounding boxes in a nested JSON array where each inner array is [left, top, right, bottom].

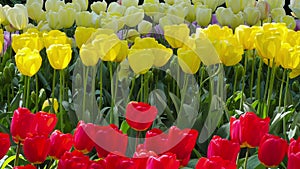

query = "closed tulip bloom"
[[26, 2, 45, 23], [256, 0, 270, 20], [200, 24, 233, 42], [138, 20, 152, 34], [0, 5, 5, 25], [114, 40, 128, 62], [79, 43, 99, 66], [74, 26, 96, 49], [104, 153, 136, 169], [244, 6, 261, 26], [207, 135, 240, 163], [49, 130, 73, 160], [178, 47, 201, 74], [146, 153, 180, 169], [124, 6, 144, 27], [43, 30, 69, 48], [196, 7, 212, 27], [45, 0, 65, 12], [107, 2, 126, 16], [73, 0, 88, 11], [35, 111, 57, 137], [235, 25, 262, 50], [58, 150, 90, 169], [74, 121, 95, 154], [6, 4, 28, 30], [255, 30, 282, 60], [15, 47, 42, 77], [164, 24, 190, 48], [258, 134, 288, 167], [195, 156, 237, 169], [42, 98, 59, 113], [288, 137, 300, 169], [278, 43, 300, 69], [91, 1, 107, 15], [265, 0, 284, 10], [125, 101, 158, 131], [13, 164, 37, 169], [215, 7, 244, 29], [46, 44, 72, 70], [0, 133, 10, 159], [23, 135, 50, 164], [225, 0, 250, 13], [12, 30, 44, 52], [230, 112, 270, 148], [201, 0, 220, 12], [144, 128, 168, 154], [57, 6, 76, 29]]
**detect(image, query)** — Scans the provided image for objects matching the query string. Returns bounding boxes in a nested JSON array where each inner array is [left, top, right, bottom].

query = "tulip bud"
[[138, 20, 152, 34], [122, 0, 138, 7], [75, 11, 94, 28], [256, 0, 270, 20], [143, 1, 159, 16], [46, 11, 61, 30], [202, 0, 220, 12], [45, 0, 65, 12], [26, 2, 46, 23], [271, 8, 286, 22], [196, 7, 212, 27], [216, 7, 244, 29], [0, 5, 5, 25], [280, 15, 296, 30], [244, 6, 261, 26], [225, 0, 248, 13], [91, 1, 107, 15], [107, 2, 126, 16], [73, 0, 88, 11], [58, 6, 76, 28], [184, 4, 196, 23], [124, 6, 144, 27], [6, 4, 28, 30]]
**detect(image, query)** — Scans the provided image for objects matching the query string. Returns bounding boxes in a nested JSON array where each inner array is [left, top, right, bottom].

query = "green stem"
[[284, 71, 290, 111], [250, 50, 256, 101], [83, 67, 88, 121], [263, 60, 271, 103], [266, 61, 276, 117], [51, 70, 56, 112], [140, 75, 144, 102], [233, 66, 238, 94], [256, 58, 263, 100], [199, 66, 205, 104], [99, 61, 103, 112], [108, 62, 114, 124], [59, 70, 64, 132], [177, 74, 189, 125], [278, 69, 286, 111], [128, 77, 136, 103], [35, 74, 39, 112], [244, 148, 249, 169], [14, 141, 21, 166], [26, 76, 30, 108], [239, 52, 248, 110], [193, 148, 202, 158], [46, 159, 54, 169]]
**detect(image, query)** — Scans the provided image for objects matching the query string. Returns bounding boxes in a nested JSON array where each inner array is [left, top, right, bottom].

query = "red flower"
[[48, 130, 73, 159], [23, 135, 50, 164], [104, 153, 136, 169], [230, 112, 270, 148], [35, 111, 57, 137], [89, 160, 106, 169], [144, 128, 168, 154], [94, 124, 128, 158], [13, 164, 37, 169], [288, 137, 300, 169], [207, 135, 240, 163], [10, 107, 36, 143], [0, 132, 10, 159], [125, 101, 158, 131], [133, 145, 157, 169], [195, 156, 237, 169], [58, 150, 90, 169], [258, 134, 288, 167], [74, 121, 95, 154], [146, 153, 180, 169]]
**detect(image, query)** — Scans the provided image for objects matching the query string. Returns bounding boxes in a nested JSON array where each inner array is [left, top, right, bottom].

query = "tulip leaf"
[[169, 92, 180, 114], [1, 154, 26, 169], [120, 120, 130, 134], [246, 154, 265, 169]]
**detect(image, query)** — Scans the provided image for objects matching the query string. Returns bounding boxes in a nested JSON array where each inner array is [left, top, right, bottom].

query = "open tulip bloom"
[[0, 0, 300, 168]]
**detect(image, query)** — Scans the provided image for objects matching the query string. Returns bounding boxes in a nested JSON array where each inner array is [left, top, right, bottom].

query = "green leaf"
[[1, 154, 26, 169], [120, 120, 130, 134], [169, 92, 180, 114]]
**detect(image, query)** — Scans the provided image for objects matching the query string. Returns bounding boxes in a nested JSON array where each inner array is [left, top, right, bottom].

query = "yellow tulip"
[[128, 49, 155, 74], [225, 0, 250, 13], [166, 5, 185, 25], [12, 30, 44, 52], [285, 29, 300, 47], [101, 15, 124, 32], [15, 47, 42, 77], [196, 7, 212, 27], [138, 20, 152, 34], [46, 10, 61, 29], [280, 15, 296, 30], [265, 0, 284, 10], [124, 6, 144, 27], [58, 6, 76, 28], [255, 30, 282, 60], [45, 0, 65, 12], [235, 25, 262, 50], [184, 4, 196, 23], [74, 27, 96, 49], [256, 0, 270, 20], [178, 47, 201, 74], [107, 2, 126, 16], [75, 11, 95, 28], [216, 7, 244, 29], [6, 4, 28, 30], [26, 2, 46, 23], [46, 44, 72, 70], [142, 0, 159, 16], [244, 6, 261, 26], [43, 30, 69, 48], [0, 29, 3, 53], [79, 43, 99, 66], [277, 43, 300, 70], [73, 0, 89, 11], [122, 0, 139, 7], [0, 5, 5, 25], [42, 98, 59, 113], [201, 0, 220, 12], [115, 40, 129, 62], [91, 1, 107, 15], [164, 24, 190, 48], [200, 24, 233, 42]]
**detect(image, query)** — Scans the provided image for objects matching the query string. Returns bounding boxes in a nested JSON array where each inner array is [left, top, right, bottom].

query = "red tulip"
[[288, 137, 300, 169], [133, 145, 157, 169], [23, 135, 50, 164], [105, 153, 136, 169], [58, 150, 91, 169], [258, 134, 288, 167], [146, 153, 180, 169], [35, 111, 57, 136], [94, 124, 128, 158], [10, 107, 36, 143], [0, 132, 10, 159], [144, 128, 168, 154], [48, 130, 73, 159], [195, 156, 237, 169], [13, 164, 37, 169], [74, 121, 95, 154], [230, 112, 270, 148], [89, 160, 106, 169], [207, 135, 240, 163], [125, 101, 158, 131]]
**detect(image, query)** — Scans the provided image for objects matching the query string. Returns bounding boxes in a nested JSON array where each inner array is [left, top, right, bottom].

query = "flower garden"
[[0, 0, 300, 168]]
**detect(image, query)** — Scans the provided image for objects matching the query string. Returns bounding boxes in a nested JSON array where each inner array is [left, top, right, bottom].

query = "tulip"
[[94, 124, 128, 158], [230, 112, 270, 148], [277, 43, 300, 70], [79, 43, 99, 66], [42, 98, 59, 113], [89, 160, 106, 169], [287, 137, 300, 169], [256, 0, 270, 20], [107, 2, 126, 16], [23, 135, 50, 164], [144, 128, 168, 154], [207, 135, 240, 163], [271, 8, 286, 22], [196, 7, 212, 27], [49, 130, 73, 159], [0, 133, 10, 159], [280, 15, 296, 30], [12, 32, 44, 52], [104, 153, 136, 169], [35, 111, 57, 137], [46, 10, 62, 30], [235, 25, 262, 50], [200, 24, 233, 42], [164, 24, 190, 48], [15, 47, 42, 77], [0, 5, 5, 25], [244, 6, 261, 26], [5, 4, 28, 30], [45, 0, 65, 12], [74, 26, 96, 49], [177, 46, 201, 74], [195, 156, 237, 169], [58, 6, 76, 29], [201, 0, 220, 12], [74, 121, 95, 154], [43, 30, 69, 48], [216, 7, 244, 29], [289, 0, 300, 18], [138, 20, 152, 34], [122, 0, 139, 7], [142, 0, 159, 16], [258, 134, 288, 167], [124, 6, 144, 28], [133, 147, 157, 169], [265, 0, 284, 10], [13, 165, 37, 169], [26, 2, 45, 23], [165, 5, 185, 25], [225, 0, 251, 13], [58, 150, 91, 169], [125, 101, 158, 131], [146, 153, 180, 169], [46, 44, 72, 70], [73, 0, 88, 11], [91, 1, 107, 15], [75, 11, 95, 28]]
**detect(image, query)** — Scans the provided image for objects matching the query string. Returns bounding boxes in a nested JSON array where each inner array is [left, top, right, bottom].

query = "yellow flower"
[[201, 0, 220, 12], [235, 25, 262, 50], [215, 7, 244, 29], [91, 1, 107, 15], [225, 0, 250, 13], [277, 43, 300, 70], [200, 24, 233, 42], [177, 47, 201, 74], [196, 7, 212, 27], [46, 44, 72, 70], [128, 37, 172, 74], [74, 27, 96, 49], [164, 24, 190, 48], [58, 6, 76, 28], [79, 43, 99, 66], [73, 0, 88, 11], [6, 4, 28, 30], [12, 30, 44, 52], [115, 40, 129, 62], [75, 11, 95, 28], [107, 2, 126, 16], [255, 30, 282, 60], [42, 98, 59, 113], [285, 29, 300, 47], [45, 0, 65, 12], [244, 6, 261, 26], [0, 29, 3, 53], [43, 30, 69, 48], [0, 5, 5, 25], [15, 47, 42, 77], [138, 20, 152, 34], [122, 0, 139, 7], [142, 0, 159, 16], [26, 1, 46, 23], [124, 6, 144, 27], [265, 0, 284, 10]]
